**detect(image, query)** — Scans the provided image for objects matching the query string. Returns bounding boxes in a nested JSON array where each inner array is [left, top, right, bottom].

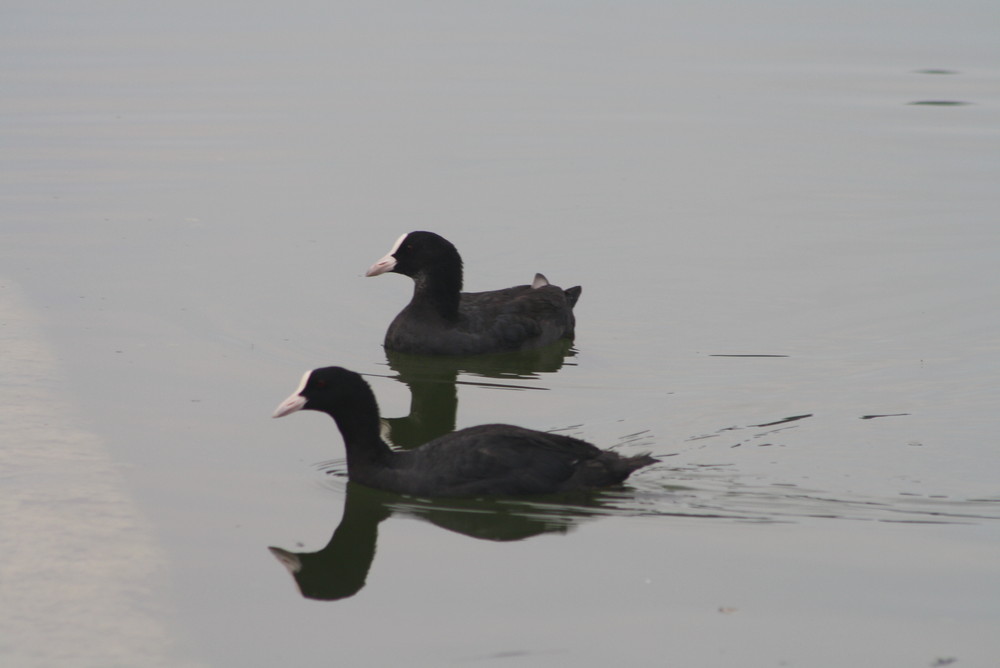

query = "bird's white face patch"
[[387, 232, 408, 255], [365, 232, 408, 277], [291, 369, 312, 395]]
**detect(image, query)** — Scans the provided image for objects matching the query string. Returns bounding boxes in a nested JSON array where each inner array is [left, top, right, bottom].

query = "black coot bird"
[[365, 231, 582, 355], [272, 367, 655, 497]]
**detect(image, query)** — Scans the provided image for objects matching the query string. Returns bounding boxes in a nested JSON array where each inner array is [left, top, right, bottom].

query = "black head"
[[365, 231, 463, 284], [273, 366, 374, 418]]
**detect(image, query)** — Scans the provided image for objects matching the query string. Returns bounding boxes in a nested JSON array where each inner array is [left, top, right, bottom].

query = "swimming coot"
[[365, 231, 582, 355], [272, 367, 654, 497]]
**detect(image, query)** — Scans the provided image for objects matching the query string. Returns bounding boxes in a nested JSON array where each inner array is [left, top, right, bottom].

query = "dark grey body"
[[385, 283, 582, 355], [349, 423, 652, 497]]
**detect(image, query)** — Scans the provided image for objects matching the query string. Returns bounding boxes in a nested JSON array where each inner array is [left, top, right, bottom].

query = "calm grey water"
[[3, 2, 1000, 666]]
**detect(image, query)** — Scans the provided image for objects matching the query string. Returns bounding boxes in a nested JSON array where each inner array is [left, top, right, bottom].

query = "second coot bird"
[[365, 231, 581, 355], [273, 366, 654, 497]]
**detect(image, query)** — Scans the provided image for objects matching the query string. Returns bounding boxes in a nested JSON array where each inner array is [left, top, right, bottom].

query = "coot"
[[272, 367, 654, 497], [365, 231, 582, 355]]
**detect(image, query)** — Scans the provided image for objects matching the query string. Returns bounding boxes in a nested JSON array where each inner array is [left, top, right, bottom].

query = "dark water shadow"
[[908, 100, 972, 106], [374, 341, 577, 448], [268, 479, 651, 601]]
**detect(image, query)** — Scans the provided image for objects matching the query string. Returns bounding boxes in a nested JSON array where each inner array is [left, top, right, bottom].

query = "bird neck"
[[410, 264, 462, 321], [328, 394, 393, 467]]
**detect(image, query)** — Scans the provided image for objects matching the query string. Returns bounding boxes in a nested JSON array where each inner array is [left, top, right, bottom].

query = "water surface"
[[3, 2, 999, 666]]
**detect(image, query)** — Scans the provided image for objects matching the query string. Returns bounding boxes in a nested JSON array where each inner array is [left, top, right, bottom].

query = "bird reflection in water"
[[269, 481, 623, 601], [380, 340, 577, 449]]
